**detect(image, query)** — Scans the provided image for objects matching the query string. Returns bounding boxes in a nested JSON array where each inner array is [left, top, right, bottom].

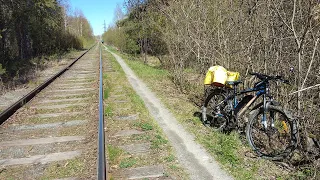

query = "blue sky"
[[69, 0, 125, 36]]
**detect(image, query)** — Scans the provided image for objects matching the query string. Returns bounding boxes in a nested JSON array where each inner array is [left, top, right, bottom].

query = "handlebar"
[[249, 72, 290, 85]]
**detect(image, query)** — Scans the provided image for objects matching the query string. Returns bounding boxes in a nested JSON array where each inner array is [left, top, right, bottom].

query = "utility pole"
[[103, 20, 106, 33]]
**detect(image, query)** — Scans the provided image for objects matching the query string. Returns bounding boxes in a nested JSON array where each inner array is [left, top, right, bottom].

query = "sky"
[[69, 0, 125, 36]]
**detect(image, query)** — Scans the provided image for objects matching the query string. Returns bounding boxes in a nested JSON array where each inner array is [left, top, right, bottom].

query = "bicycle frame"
[[221, 80, 272, 128]]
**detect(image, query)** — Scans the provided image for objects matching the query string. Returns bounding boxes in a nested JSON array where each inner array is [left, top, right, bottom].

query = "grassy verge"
[[41, 158, 84, 180], [102, 50, 189, 179], [106, 47, 298, 180]]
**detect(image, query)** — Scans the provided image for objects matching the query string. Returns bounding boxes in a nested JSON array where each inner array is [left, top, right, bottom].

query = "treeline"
[[0, 0, 94, 82], [103, 0, 320, 172]]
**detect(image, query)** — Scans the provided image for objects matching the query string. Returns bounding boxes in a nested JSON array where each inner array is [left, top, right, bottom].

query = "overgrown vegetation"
[[103, 0, 320, 177], [0, 0, 95, 85]]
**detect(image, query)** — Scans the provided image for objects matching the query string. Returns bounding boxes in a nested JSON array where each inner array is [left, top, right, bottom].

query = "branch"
[[291, 0, 300, 48], [289, 84, 320, 95], [301, 37, 319, 88], [271, 1, 291, 31], [297, 4, 312, 53]]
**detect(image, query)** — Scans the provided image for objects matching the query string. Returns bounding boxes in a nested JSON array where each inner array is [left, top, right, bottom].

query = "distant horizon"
[[69, 0, 125, 36]]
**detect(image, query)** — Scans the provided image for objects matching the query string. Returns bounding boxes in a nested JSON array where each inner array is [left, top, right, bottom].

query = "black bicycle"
[[202, 72, 298, 160]]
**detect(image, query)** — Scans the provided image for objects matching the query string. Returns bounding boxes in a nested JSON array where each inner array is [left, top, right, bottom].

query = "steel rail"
[[0, 44, 96, 125], [97, 44, 106, 180]]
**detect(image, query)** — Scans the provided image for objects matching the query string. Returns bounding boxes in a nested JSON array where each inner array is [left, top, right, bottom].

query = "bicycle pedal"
[[203, 121, 211, 128], [214, 114, 224, 118]]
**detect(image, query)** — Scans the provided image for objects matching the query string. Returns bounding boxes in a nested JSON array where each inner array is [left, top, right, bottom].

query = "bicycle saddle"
[[226, 80, 242, 86]]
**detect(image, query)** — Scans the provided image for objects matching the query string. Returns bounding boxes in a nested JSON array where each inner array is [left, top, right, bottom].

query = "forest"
[[103, 0, 320, 175], [0, 0, 95, 85]]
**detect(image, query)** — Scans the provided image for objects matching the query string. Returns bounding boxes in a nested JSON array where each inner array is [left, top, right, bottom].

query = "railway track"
[[0, 43, 232, 180], [0, 44, 186, 180], [0, 44, 101, 179]]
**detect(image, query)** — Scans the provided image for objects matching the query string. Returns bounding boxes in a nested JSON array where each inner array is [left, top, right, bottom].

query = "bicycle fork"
[[262, 94, 268, 128], [262, 94, 276, 129], [202, 106, 207, 122]]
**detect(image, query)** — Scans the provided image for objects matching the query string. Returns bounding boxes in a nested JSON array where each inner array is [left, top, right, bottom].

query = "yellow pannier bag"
[[204, 65, 228, 87], [226, 71, 240, 88], [227, 71, 240, 82]]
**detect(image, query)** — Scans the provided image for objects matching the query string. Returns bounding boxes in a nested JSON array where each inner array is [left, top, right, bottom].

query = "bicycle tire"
[[246, 105, 298, 160], [202, 88, 228, 130]]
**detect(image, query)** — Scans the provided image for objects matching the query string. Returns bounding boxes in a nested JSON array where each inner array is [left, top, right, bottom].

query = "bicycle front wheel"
[[246, 105, 298, 160]]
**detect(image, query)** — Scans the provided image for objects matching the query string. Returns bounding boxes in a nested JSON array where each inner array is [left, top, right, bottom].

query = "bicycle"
[[202, 72, 298, 160]]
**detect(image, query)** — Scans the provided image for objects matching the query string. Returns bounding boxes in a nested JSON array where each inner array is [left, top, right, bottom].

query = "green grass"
[[134, 134, 151, 141], [120, 158, 137, 168], [107, 145, 124, 164], [104, 45, 118, 53], [151, 134, 168, 149], [105, 106, 113, 116], [128, 93, 145, 108], [41, 158, 84, 179], [292, 167, 318, 179], [134, 122, 153, 131], [169, 165, 179, 170], [103, 74, 110, 99], [104, 88, 109, 99], [165, 154, 175, 162], [204, 132, 240, 165], [125, 57, 168, 80]]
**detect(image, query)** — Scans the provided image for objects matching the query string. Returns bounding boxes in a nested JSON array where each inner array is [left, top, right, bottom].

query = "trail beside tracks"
[[104, 45, 233, 180]]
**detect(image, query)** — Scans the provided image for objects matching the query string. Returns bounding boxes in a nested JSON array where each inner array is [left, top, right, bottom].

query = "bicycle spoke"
[[246, 106, 296, 160]]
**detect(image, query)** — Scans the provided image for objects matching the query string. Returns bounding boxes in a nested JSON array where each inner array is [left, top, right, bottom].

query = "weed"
[[105, 106, 113, 116], [169, 165, 178, 170], [151, 134, 168, 149], [107, 145, 123, 164], [124, 57, 168, 80], [41, 158, 84, 179], [165, 154, 175, 162], [104, 88, 109, 99], [213, 132, 240, 166], [292, 167, 317, 179], [134, 134, 151, 141], [129, 93, 145, 108], [134, 122, 153, 131], [120, 158, 137, 168]]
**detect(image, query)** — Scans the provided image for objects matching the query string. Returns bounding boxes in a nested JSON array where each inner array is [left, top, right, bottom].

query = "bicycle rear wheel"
[[246, 105, 298, 160], [203, 88, 228, 130]]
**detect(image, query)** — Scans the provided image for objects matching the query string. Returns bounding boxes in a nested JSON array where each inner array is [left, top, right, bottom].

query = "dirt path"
[[105, 46, 234, 180]]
